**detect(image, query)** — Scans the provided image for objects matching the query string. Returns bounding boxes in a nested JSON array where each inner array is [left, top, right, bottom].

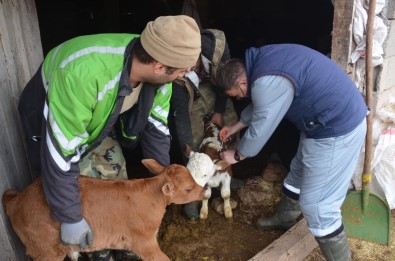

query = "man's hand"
[[60, 218, 93, 249], [220, 150, 240, 164], [210, 112, 224, 126], [220, 121, 245, 141]]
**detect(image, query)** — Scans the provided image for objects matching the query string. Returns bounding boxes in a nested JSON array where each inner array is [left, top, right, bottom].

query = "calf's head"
[[141, 159, 204, 204], [199, 121, 233, 160], [184, 145, 222, 187]]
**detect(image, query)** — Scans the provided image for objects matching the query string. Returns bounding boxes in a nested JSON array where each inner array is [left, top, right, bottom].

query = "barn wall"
[[369, 0, 395, 202], [331, 0, 355, 76], [329, 0, 395, 206], [0, 0, 43, 260]]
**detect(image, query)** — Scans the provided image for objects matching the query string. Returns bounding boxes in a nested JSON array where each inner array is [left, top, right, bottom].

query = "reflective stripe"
[[44, 100, 49, 120], [148, 116, 169, 136], [47, 44, 63, 87], [59, 46, 126, 68], [150, 83, 172, 124], [44, 101, 89, 153], [97, 71, 122, 101], [284, 182, 301, 194], [159, 85, 168, 95], [46, 131, 87, 172], [152, 105, 169, 119], [41, 66, 48, 92], [309, 220, 343, 237], [46, 131, 71, 171], [120, 117, 137, 140], [45, 102, 87, 171], [48, 108, 89, 151]]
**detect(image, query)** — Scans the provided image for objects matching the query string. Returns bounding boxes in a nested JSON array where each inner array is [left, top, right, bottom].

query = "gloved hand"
[[60, 218, 93, 249]]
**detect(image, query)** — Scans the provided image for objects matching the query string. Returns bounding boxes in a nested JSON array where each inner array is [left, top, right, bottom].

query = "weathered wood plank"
[[1, 0, 42, 260], [248, 219, 318, 261], [0, 0, 32, 192], [331, 0, 355, 76], [0, 216, 18, 261]]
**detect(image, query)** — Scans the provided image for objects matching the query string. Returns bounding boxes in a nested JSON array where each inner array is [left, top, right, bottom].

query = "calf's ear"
[[141, 159, 164, 175], [184, 144, 193, 158], [162, 182, 175, 197]]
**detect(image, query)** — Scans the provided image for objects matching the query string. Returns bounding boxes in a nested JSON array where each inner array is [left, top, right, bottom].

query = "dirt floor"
[[157, 169, 395, 261], [129, 119, 395, 261], [158, 192, 395, 261], [74, 120, 395, 261], [158, 190, 284, 261]]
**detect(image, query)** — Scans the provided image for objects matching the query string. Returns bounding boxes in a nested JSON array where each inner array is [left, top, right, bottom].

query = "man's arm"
[[170, 82, 193, 162], [140, 121, 171, 166], [41, 70, 95, 247], [237, 75, 295, 158], [40, 123, 83, 223]]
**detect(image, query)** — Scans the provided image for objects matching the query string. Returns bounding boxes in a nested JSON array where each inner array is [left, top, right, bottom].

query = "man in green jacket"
[[18, 15, 201, 260]]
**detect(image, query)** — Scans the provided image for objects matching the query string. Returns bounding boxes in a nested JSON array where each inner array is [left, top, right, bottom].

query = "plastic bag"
[[372, 127, 395, 209]]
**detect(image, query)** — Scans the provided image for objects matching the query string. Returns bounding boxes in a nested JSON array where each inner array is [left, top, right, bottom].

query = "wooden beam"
[[331, 0, 355, 77], [248, 219, 318, 261]]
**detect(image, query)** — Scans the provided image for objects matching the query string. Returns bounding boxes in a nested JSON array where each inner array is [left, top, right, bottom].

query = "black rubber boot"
[[315, 230, 352, 261], [256, 191, 301, 231], [183, 201, 199, 221], [113, 250, 142, 261], [89, 249, 112, 261], [230, 177, 245, 190]]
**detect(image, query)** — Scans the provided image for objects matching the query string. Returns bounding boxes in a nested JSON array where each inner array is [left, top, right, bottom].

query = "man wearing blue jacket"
[[18, 15, 201, 260], [216, 44, 367, 261]]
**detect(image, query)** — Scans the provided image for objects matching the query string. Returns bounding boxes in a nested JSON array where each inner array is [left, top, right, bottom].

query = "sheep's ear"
[[184, 144, 193, 159], [162, 182, 175, 197], [141, 159, 164, 175], [214, 159, 230, 170]]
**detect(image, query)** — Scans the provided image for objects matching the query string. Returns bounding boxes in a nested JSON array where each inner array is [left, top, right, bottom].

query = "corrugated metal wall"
[[0, 0, 43, 260]]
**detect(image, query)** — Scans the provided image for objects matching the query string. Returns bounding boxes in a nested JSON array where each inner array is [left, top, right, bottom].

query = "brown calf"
[[2, 159, 204, 261]]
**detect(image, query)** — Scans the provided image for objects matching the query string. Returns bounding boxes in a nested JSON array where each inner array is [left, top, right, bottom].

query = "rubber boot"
[[183, 201, 199, 221], [230, 177, 245, 190], [256, 192, 301, 230], [315, 230, 352, 261], [89, 249, 112, 261], [113, 250, 142, 261]]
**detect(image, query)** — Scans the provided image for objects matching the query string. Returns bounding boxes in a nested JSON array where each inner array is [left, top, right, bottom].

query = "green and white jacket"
[[20, 34, 171, 223]]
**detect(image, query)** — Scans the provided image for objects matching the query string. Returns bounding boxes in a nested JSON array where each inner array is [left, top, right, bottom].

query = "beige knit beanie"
[[141, 15, 201, 68]]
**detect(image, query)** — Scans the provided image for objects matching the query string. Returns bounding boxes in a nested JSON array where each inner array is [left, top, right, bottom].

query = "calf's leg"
[[221, 175, 233, 219], [199, 187, 211, 219]]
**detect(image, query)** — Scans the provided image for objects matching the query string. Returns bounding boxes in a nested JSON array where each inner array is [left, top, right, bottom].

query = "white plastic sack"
[[351, 0, 387, 66], [351, 0, 388, 88], [377, 97, 395, 123], [372, 127, 395, 209]]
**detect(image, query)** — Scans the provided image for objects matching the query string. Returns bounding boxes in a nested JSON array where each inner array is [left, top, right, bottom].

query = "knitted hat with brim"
[[141, 15, 201, 68]]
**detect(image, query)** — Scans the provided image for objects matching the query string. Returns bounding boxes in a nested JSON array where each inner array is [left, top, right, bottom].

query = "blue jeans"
[[284, 118, 366, 237]]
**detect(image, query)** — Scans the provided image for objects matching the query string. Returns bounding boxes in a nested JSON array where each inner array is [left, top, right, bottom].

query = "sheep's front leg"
[[221, 174, 233, 219], [199, 186, 211, 219]]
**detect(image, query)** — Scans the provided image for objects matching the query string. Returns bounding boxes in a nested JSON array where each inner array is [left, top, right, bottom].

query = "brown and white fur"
[[198, 121, 233, 219]]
